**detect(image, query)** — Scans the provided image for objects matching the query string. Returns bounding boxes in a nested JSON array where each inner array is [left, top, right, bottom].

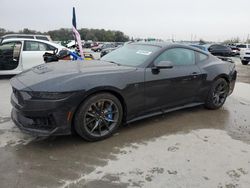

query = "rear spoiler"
[[217, 56, 234, 63]]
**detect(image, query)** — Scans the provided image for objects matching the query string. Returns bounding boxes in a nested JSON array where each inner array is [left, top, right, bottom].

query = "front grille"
[[21, 115, 56, 131], [246, 53, 250, 55]]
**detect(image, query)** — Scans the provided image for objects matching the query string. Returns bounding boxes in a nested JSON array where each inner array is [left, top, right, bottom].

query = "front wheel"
[[74, 93, 123, 141], [205, 78, 229, 110]]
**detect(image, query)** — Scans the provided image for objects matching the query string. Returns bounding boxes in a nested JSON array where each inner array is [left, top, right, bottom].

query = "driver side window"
[[154, 48, 195, 66]]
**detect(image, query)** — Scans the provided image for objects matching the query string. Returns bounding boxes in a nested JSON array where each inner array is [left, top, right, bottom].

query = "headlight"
[[27, 91, 73, 100]]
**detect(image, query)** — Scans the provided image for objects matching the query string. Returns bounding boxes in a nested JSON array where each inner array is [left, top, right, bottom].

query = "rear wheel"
[[242, 60, 249, 65], [74, 93, 123, 141], [205, 78, 229, 110]]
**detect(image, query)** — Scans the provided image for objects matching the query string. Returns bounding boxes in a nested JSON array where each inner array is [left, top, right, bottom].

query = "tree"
[[0, 28, 6, 37], [47, 28, 73, 41], [199, 39, 206, 45], [19, 28, 40, 34], [0, 27, 130, 42], [223, 37, 240, 44], [114, 31, 129, 42]]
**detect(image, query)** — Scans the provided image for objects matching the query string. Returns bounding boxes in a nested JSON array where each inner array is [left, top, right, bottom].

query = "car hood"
[[11, 60, 137, 92]]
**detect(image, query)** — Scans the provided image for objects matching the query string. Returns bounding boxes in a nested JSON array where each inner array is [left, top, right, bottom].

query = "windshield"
[[101, 44, 160, 67]]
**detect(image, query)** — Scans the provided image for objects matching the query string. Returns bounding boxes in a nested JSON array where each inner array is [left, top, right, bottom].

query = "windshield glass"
[[101, 44, 160, 67]]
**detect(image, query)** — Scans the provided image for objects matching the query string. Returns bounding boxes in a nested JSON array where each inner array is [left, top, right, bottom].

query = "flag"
[[72, 7, 84, 59]]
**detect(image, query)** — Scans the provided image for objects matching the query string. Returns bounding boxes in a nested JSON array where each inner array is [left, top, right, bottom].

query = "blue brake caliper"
[[107, 105, 113, 121]]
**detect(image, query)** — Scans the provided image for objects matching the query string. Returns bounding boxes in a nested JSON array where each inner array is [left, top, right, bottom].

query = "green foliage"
[[199, 39, 206, 45], [47, 28, 73, 41], [0, 27, 129, 42], [223, 37, 240, 44]]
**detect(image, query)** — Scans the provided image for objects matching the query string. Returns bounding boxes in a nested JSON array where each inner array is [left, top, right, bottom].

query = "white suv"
[[236, 44, 250, 65], [0, 38, 66, 75]]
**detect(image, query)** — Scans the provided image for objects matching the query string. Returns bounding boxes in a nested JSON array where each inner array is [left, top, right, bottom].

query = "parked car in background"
[[10, 42, 237, 141], [230, 46, 240, 56], [83, 41, 93, 48], [189, 44, 233, 61], [0, 34, 52, 44], [91, 42, 99, 47], [206, 44, 232, 57], [91, 42, 121, 52], [236, 44, 250, 65], [101, 43, 116, 50], [0, 38, 66, 75], [91, 43, 103, 52], [115, 42, 125, 47], [100, 47, 118, 57], [66, 40, 77, 48]]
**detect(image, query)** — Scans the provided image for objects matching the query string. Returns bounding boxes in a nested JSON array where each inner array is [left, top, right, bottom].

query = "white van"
[[0, 38, 66, 75]]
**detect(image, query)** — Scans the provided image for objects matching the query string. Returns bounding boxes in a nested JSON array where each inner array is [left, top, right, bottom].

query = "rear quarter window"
[[196, 52, 208, 63]]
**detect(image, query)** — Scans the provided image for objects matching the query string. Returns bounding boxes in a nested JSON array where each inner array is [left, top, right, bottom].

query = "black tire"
[[242, 60, 249, 65], [74, 93, 123, 141], [205, 78, 229, 110]]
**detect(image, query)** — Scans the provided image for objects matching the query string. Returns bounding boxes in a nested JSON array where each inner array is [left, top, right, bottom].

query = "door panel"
[[21, 51, 47, 70], [145, 65, 202, 113], [144, 47, 204, 113], [22, 40, 54, 70]]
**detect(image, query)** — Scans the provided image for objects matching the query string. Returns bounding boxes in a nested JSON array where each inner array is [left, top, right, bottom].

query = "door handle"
[[191, 72, 198, 75], [190, 72, 199, 79]]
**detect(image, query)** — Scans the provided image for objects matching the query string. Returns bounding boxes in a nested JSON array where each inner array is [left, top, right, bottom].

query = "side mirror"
[[153, 61, 174, 69]]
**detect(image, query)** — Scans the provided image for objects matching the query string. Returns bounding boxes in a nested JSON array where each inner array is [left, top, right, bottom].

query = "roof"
[[129, 41, 173, 48], [3, 38, 45, 42], [2, 34, 50, 37], [129, 42, 208, 53]]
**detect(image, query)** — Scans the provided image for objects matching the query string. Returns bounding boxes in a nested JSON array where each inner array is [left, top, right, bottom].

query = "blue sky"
[[1, 0, 250, 41]]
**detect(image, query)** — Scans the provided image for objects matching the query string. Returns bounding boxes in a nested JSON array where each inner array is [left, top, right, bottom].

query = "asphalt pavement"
[[0, 57, 250, 188]]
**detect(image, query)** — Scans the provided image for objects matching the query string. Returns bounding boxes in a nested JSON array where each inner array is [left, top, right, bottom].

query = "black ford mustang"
[[10, 42, 237, 141]]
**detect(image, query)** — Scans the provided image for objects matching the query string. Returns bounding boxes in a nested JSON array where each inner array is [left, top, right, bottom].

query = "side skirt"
[[126, 102, 204, 124]]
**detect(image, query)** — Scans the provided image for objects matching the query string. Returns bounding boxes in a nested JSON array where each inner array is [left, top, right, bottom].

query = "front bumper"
[[11, 90, 85, 137], [240, 55, 250, 61], [11, 109, 64, 136]]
